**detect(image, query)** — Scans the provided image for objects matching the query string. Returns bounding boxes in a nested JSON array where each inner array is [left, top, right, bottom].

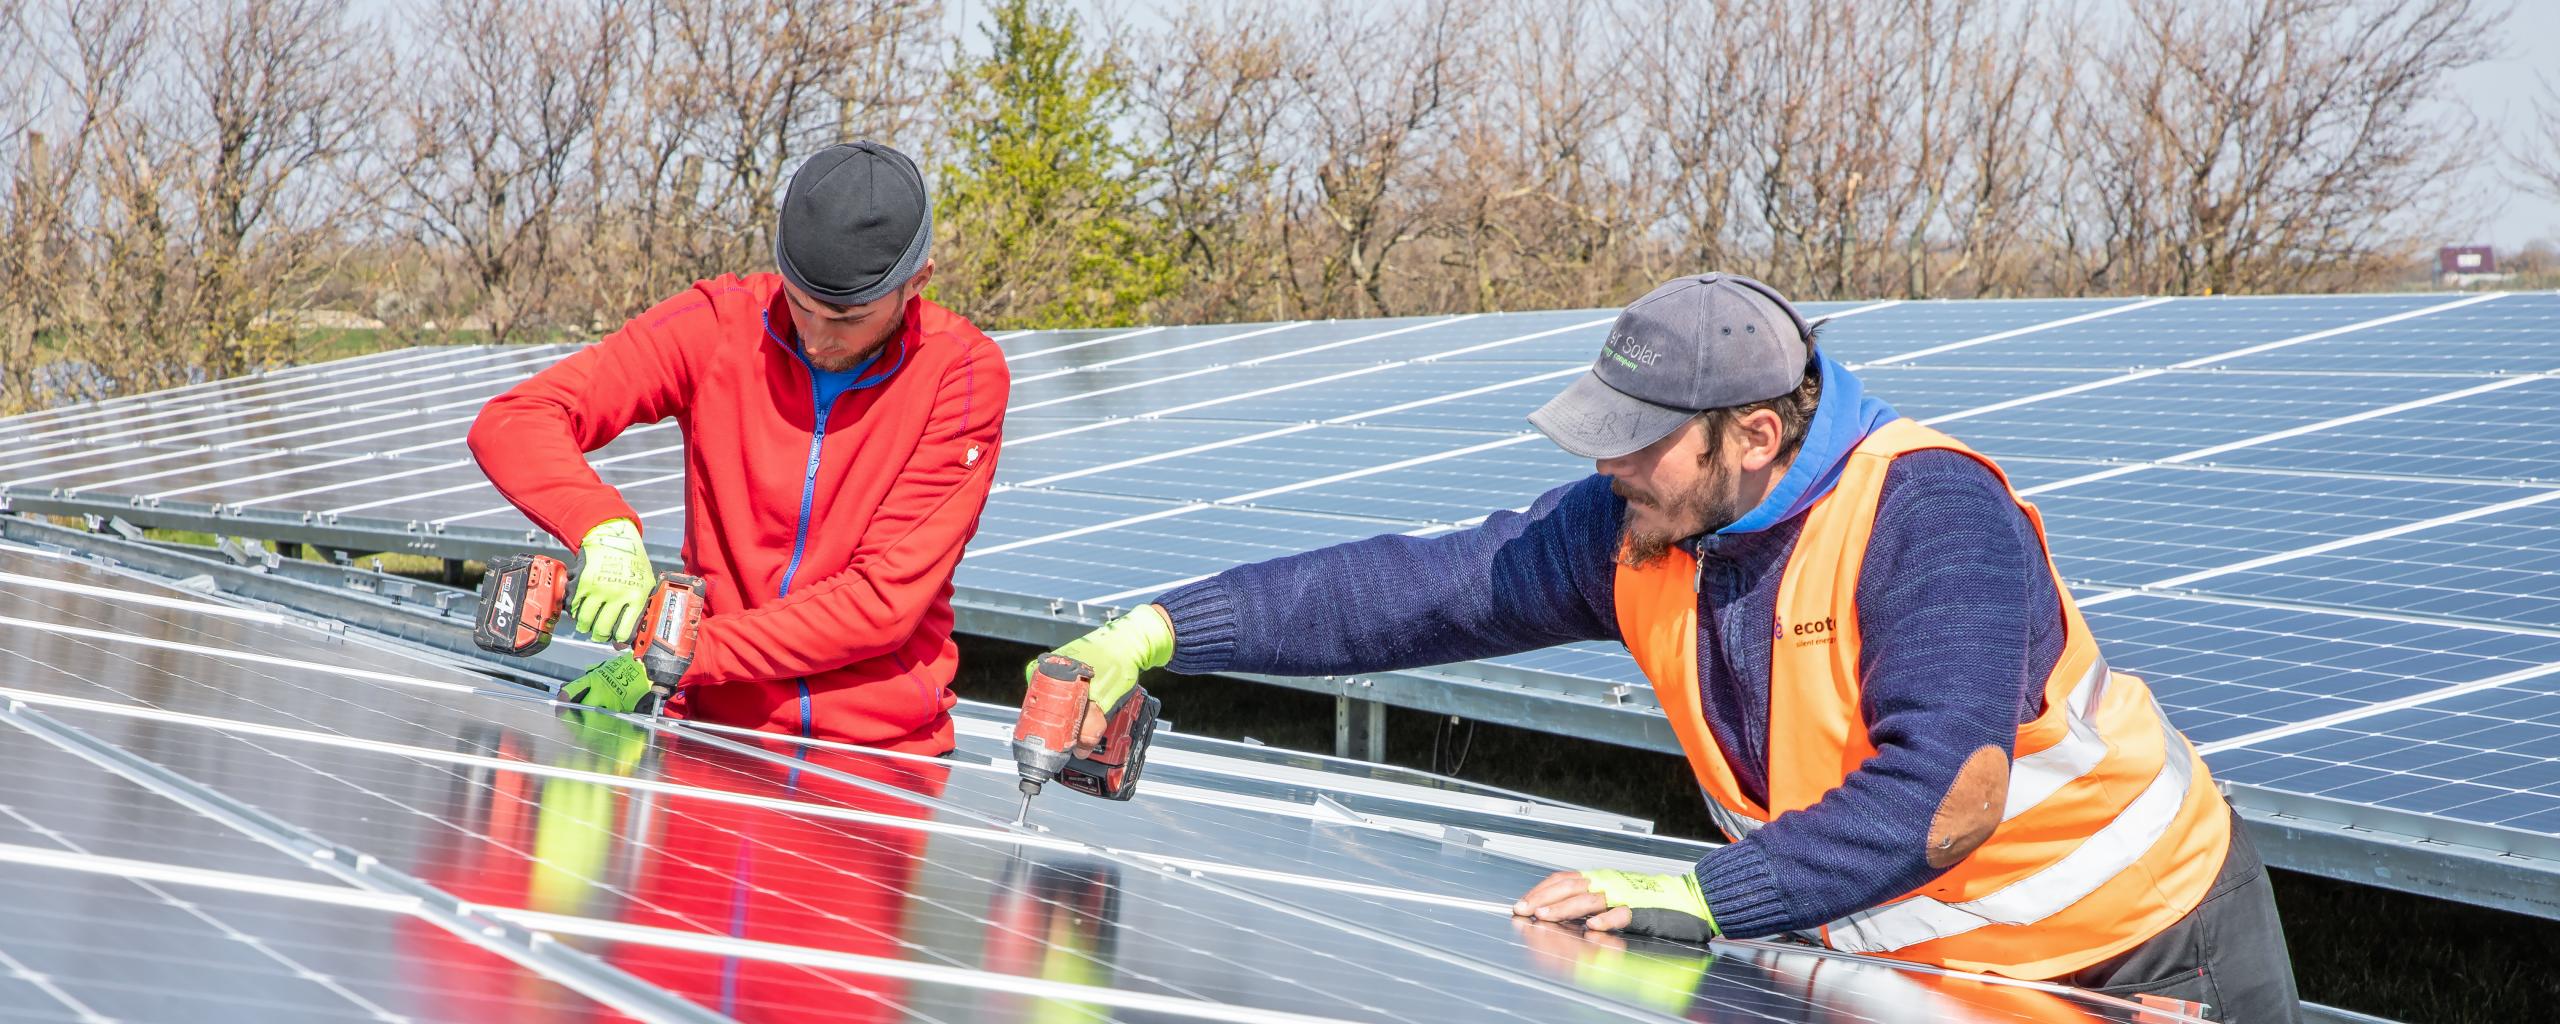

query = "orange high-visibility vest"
[[1614, 418, 2231, 980]]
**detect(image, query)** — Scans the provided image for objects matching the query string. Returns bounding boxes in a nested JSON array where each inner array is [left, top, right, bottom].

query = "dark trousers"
[[2062, 811, 2302, 1023]]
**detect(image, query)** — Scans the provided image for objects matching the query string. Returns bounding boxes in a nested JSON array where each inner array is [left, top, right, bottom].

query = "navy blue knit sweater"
[[1155, 447, 2065, 938]]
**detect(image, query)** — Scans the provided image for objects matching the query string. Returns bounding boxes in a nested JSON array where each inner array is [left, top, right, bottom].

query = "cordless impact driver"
[[473, 553, 705, 714], [1010, 654, 1161, 825]]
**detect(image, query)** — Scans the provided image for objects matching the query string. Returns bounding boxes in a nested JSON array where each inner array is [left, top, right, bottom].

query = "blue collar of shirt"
[[1714, 352, 1902, 536], [763, 309, 904, 412], [807, 350, 884, 409]]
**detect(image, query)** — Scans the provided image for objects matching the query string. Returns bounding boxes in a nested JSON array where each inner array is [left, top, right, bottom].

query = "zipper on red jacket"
[[763, 310, 903, 738], [784, 398, 827, 736]]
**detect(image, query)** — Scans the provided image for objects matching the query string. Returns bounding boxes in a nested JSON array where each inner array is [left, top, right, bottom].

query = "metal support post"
[[1335, 694, 1385, 762]]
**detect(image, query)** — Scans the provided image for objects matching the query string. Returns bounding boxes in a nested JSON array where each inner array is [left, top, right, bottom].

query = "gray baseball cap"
[[1528, 273, 1815, 459]]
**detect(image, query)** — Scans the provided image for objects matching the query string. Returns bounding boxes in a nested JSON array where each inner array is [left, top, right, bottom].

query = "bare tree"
[[177, 0, 380, 377], [3, 0, 376, 411], [1626, 0, 1758, 282], [1274, 0, 1483, 318], [1426, 0, 1662, 313], [2515, 72, 2560, 209], [3, 0, 166, 411], [1122, 1, 1297, 323], [2061, 0, 2502, 295], [563, 0, 941, 325], [1883, 0, 2046, 299], [0, 9, 50, 413], [659, 1, 936, 277], [1732, 0, 1971, 300], [391, 0, 631, 343]]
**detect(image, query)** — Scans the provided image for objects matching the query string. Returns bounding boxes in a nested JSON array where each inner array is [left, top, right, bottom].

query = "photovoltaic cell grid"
[[2, 290, 2558, 882], [0, 864, 606, 1023], [0, 541, 2172, 1022]]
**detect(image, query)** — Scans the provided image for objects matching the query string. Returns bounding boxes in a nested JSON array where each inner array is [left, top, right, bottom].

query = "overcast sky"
[[2448, 1, 2560, 247]]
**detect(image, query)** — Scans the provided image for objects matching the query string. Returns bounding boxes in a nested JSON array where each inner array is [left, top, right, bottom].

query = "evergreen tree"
[[932, 0, 1178, 329]]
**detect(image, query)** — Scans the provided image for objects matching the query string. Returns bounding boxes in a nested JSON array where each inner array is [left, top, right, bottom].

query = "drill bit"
[[1013, 779, 1039, 826]]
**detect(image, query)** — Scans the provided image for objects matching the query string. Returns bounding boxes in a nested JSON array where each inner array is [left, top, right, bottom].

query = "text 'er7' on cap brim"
[[1528, 371, 1699, 461]]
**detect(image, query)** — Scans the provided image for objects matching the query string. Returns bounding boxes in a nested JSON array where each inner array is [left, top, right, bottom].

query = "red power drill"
[[474, 553, 705, 714], [1010, 654, 1161, 825]]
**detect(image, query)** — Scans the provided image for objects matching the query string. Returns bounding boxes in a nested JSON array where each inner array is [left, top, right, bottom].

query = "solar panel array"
[[3, 289, 2557, 919], [0, 537, 2185, 1022]]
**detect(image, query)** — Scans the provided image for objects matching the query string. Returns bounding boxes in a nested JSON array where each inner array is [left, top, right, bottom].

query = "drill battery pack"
[[1058, 689, 1161, 801], [474, 553, 568, 657]]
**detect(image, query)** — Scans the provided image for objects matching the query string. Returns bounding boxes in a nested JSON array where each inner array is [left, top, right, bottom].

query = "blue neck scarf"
[[1715, 352, 1901, 536]]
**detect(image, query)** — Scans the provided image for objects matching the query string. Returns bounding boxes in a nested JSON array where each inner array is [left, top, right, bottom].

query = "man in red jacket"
[[469, 142, 1009, 754]]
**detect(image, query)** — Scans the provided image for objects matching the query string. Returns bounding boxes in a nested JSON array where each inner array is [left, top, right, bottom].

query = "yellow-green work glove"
[[1029, 605, 1174, 719], [571, 518, 652, 644], [561, 653, 653, 713], [1583, 869, 1719, 944]]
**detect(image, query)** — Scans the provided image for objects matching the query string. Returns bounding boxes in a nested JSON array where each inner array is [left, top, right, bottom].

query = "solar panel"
[[2199, 375, 2560, 483], [964, 504, 1416, 602], [1831, 367, 2120, 419], [1936, 372, 2482, 463], [4, 288, 2557, 924], [1788, 297, 2134, 365], [2208, 293, 2560, 374], [0, 721, 349, 885], [0, 860, 611, 1022], [0, 535, 2180, 1021], [2030, 468, 2534, 586], [2206, 684, 2560, 835], [0, 345, 507, 441], [1151, 361, 1588, 427], [2201, 500, 2560, 629], [2075, 593, 2560, 745]]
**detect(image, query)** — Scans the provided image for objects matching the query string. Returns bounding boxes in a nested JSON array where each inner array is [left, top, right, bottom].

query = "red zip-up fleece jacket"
[[468, 273, 1007, 753]]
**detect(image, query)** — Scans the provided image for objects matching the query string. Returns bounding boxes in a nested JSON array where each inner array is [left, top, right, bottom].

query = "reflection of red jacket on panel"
[[409, 734, 951, 1023], [611, 745, 951, 1022], [469, 273, 1008, 753]]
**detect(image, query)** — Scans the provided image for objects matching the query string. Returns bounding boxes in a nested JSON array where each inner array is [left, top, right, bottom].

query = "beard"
[[806, 346, 879, 373], [1614, 470, 1750, 569], [800, 306, 906, 372]]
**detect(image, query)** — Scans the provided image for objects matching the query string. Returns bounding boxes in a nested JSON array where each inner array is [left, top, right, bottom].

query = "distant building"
[[2439, 245, 2512, 288]]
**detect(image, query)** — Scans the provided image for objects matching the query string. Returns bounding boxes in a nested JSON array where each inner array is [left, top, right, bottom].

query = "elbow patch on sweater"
[[1927, 744, 2010, 869]]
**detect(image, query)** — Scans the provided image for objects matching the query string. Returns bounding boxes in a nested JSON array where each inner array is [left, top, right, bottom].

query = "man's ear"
[[904, 259, 936, 299], [1735, 408, 1787, 472]]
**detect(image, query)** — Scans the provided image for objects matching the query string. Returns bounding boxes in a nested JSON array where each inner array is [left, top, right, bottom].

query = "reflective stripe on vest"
[[1614, 418, 2231, 979], [1705, 655, 2115, 846], [1824, 693, 2195, 954]]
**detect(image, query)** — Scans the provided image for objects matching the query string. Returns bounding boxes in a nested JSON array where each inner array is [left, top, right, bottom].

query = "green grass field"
[[290, 326, 584, 364], [292, 327, 413, 364], [139, 528, 472, 580]]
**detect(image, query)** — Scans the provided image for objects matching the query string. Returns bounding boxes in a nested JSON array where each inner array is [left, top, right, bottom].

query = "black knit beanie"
[[773, 142, 932, 305]]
